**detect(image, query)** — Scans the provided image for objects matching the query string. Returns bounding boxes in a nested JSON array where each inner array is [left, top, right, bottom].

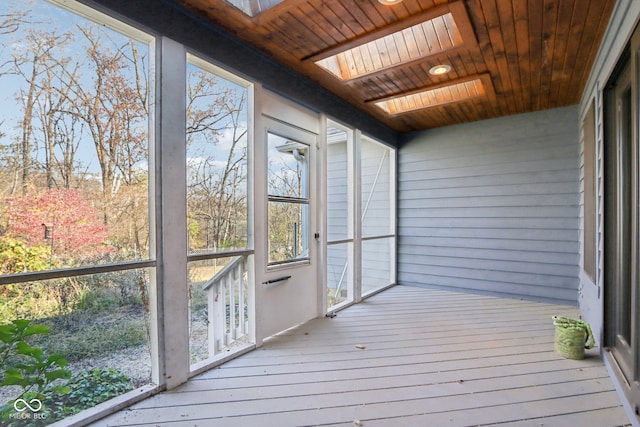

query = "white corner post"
[[150, 36, 190, 389]]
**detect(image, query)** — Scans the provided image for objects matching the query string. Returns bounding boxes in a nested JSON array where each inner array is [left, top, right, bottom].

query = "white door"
[[253, 115, 320, 343]]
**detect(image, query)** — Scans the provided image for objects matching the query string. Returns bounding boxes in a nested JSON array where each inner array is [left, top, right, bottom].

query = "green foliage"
[[0, 237, 53, 275], [0, 319, 71, 426], [0, 278, 91, 324], [49, 368, 133, 419], [0, 320, 135, 425], [0, 268, 147, 325], [187, 212, 201, 247], [0, 320, 71, 393]]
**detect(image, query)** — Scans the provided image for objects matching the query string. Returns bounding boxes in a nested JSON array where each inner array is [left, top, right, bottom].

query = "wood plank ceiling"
[[176, 0, 616, 133]]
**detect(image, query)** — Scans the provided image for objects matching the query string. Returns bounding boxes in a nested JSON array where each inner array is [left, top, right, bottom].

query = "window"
[[186, 56, 249, 255], [185, 54, 252, 367], [0, 0, 155, 422], [267, 132, 310, 265]]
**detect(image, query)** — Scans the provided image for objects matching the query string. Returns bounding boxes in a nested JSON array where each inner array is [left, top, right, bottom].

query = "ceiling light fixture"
[[429, 64, 452, 75], [378, 0, 403, 4]]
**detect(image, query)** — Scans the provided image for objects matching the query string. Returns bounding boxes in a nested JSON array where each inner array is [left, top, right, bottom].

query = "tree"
[[0, 3, 30, 76], [57, 25, 148, 226], [12, 29, 73, 194], [1, 10, 151, 260], [186, 68, 248, 251], [2, 188, 110, 264], [0, 236, 52, 275]]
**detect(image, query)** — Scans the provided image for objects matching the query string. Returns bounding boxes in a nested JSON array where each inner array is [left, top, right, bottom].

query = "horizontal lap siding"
[[398, 106, 581, 305]]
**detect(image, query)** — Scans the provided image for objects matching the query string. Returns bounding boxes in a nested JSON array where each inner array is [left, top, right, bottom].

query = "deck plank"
[[92, 286, 630, 427]]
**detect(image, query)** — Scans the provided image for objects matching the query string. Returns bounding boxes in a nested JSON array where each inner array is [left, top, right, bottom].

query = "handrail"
[[202, 255, 245, 291], [202, 255, 249, 356]]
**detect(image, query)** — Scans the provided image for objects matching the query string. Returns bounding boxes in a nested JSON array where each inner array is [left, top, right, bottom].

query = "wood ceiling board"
[[175, 0, 616, 133], [566, 0, 616, 101], [482, 0, 516, 116], [298, 3, 344, 46], [553, 0, 589, 107], [315, 2, 359, 40], [495, 0, 525, 113], [512, 0, 532, 112], [538, 0, 559, 111]]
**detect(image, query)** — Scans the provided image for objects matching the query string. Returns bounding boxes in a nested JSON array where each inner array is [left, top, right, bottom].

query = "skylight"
[[315, 12, 463, 81], [374, 78, 485, 115], [224, 0, 285, 17]]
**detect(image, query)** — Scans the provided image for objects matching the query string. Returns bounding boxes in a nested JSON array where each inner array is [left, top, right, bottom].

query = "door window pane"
[[267, 132, 309, 264]]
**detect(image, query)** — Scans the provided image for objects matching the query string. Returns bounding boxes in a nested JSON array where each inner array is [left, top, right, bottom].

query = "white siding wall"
[[398, 106, 581, 306]]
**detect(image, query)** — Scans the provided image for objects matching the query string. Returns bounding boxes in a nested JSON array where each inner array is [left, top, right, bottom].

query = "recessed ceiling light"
[[429, 65, 452, 75], [378, 0, 403, 4]]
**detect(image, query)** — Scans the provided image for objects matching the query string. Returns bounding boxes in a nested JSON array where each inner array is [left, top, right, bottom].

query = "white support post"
[[152, 37, 189, 389]]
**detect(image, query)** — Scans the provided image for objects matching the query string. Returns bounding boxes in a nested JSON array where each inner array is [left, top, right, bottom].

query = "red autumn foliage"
[[2, 189, 111, 260]]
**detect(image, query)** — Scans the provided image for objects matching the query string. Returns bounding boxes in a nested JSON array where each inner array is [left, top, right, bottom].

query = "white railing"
[[202, 256, 249, 355]]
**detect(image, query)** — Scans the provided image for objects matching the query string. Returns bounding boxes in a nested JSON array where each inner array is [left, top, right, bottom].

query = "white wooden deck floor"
[[93, 286, 630, 427]]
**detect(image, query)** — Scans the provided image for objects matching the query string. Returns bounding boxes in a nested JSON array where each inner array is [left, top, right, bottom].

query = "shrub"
[[0, 321, 135, 425], [0, 319, 71, 426], [50, 368, 133, 419]]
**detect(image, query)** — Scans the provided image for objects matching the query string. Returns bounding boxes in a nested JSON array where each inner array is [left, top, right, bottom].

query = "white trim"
[[47, 0, 154, 43], [186, 53, 254, 89]]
